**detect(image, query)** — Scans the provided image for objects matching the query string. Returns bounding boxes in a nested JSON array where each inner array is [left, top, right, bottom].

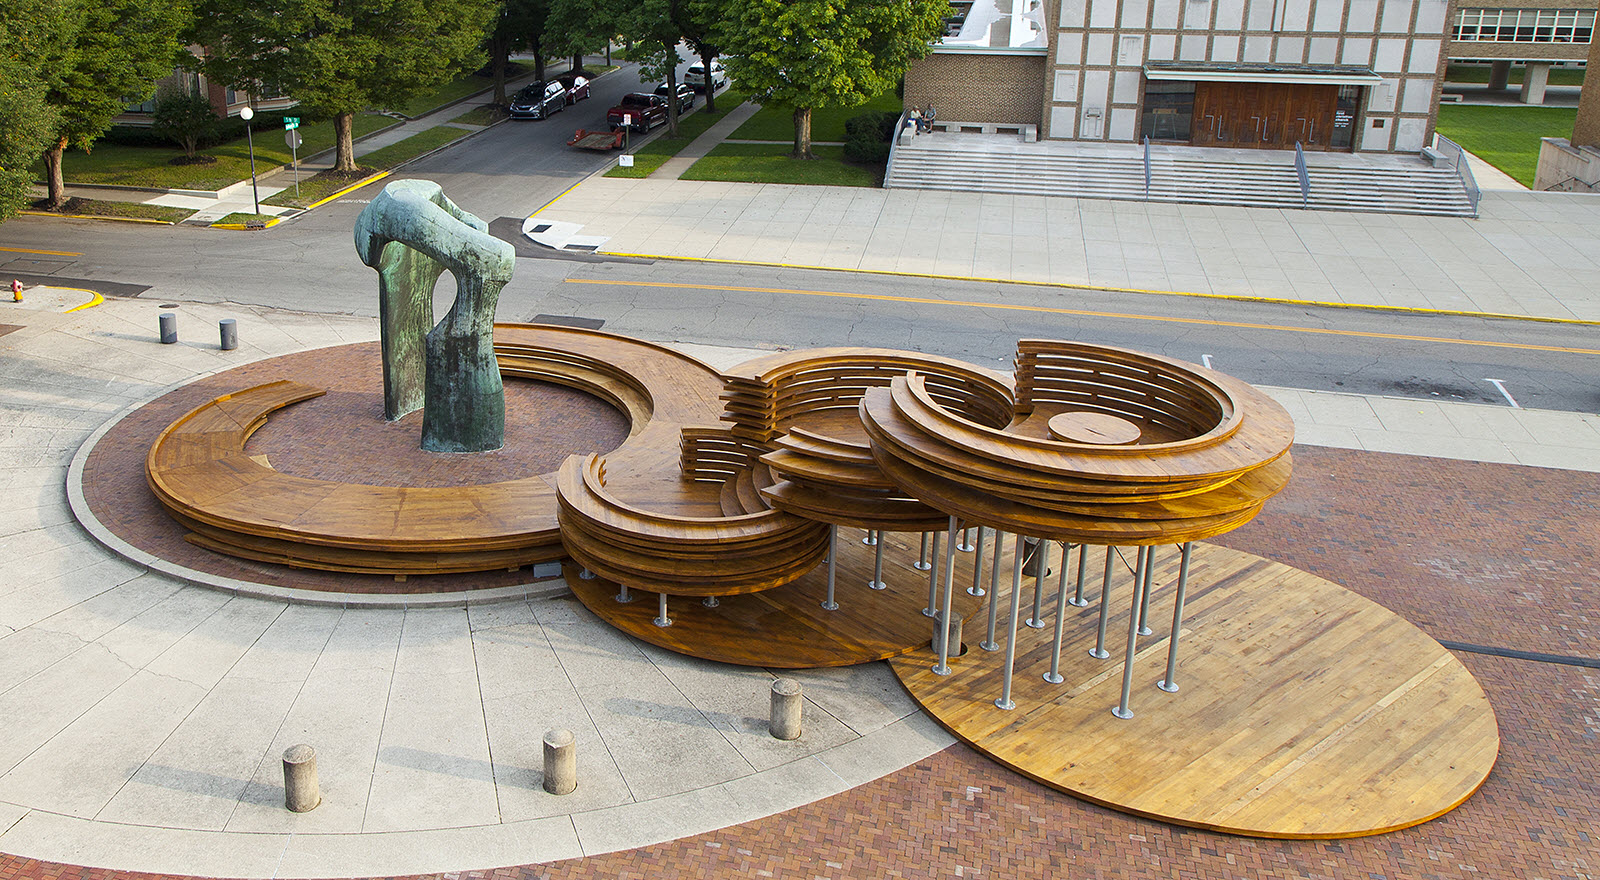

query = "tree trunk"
[[700, 48, 717, 115], [534, 50, 545, 82], [664, 39, 680, 137], [43, 138, 67, 210], [333, 113, 357, 172], [791, 107, 814, 160], [572, 53, 583, 74], [491, 34, 510, 106]]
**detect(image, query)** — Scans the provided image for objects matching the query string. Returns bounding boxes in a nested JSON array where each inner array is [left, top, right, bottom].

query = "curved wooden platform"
[[890, 543, 1500, 839], [568, 529, 988, 668], [144, 324, 727, 575]]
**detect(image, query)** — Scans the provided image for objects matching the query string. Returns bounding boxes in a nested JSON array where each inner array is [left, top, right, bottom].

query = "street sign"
[[284, 117, 300, 130], [618, 155, 634, 167], [285, 130, 303, 149]]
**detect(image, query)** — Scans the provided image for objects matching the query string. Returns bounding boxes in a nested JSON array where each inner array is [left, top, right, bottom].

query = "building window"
[[1452, 8, 1595, 43], [1140, 80, 1195, 142]]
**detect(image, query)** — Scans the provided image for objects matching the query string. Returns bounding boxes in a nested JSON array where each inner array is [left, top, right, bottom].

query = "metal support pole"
[[1027, 540, 1051, 628], [1044, 544, 1073, 683], [702, 595, 719, 608], [982, 531, 1005, 651], [869, 530, 887, 589], [1113, 547, 1150, 719], [957, 527, 975, 552], [915, 532, 932, 571], [1137, 544, 1156, 636], [1158, 542, 1194, 693], [996, 533, 1027, 710], [616, 582, 632, 603], [934, 515, 960, 675], [1069, 543, 1090, 607], [1091, 546, 1115, 659], [863, 529, 878, 546], [967, 526, 987, 596], [653, 592, 671, 627], [821, 525, 839, 610], [922, 528, 942, 617]]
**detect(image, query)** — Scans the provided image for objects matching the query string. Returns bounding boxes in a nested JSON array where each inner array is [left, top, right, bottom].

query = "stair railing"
[[1431, 134, 1482, 217], [884, 109, 913, 185], [1143, 136, 1152, 199], [1294, 142, 1310, 209]]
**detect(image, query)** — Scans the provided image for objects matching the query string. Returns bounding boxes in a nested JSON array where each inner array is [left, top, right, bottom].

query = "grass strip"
[[263, 127, 472, 208], [605, 91, 748, 179], [1435, 104, 1578, 187], [451, 106, 505, 127], [389, 63, 531, 118], [25, 196, 192, 223], [729, 93, 902, 143], [212, 212, 277, 227], [680, 143, 879, 187]]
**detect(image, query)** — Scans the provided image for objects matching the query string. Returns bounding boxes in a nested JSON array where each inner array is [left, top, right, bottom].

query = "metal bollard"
[[932, 610, 964, 659], [543, 729, 577, 795], [219, 318, 238, 350], [282, 744, 320, 812], [159, 311, 178, 344], [769, 678, 802, 740]]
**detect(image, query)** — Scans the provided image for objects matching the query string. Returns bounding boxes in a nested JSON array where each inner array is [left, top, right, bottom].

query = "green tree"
[[718, 0, 946, 158], [613, 0, 689, 136], [486, 0, 551, 105], [192, 0, 495, 172], [152, 85, 221, 158], [678, 0, 727, 114], [30, 0, 188, 209], [0, 63, 58, 220]]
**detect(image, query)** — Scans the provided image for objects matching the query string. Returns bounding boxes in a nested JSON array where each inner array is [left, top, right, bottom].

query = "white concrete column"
[[1487, 60, 1512, 91], [1520, 61, 1552, 105]]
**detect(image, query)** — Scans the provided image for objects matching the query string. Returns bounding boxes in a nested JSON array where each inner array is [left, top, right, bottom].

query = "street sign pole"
[[284, 119, 303, 197]]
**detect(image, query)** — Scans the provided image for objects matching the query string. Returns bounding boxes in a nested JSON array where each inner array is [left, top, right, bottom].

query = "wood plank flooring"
[[891, 543, 1499, 839]]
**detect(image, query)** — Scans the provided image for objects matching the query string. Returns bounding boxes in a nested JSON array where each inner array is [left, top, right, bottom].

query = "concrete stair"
[[885, 143, 1478, 217]]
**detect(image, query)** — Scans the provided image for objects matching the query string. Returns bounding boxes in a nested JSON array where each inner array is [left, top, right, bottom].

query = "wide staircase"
[[885, 136, 1478, 217]]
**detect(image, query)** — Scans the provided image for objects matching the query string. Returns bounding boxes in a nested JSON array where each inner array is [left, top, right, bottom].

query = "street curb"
[[17, 210, 177, 225]]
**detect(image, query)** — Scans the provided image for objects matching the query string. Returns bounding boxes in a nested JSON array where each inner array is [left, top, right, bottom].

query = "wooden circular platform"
[[569, 529, 988, 668], [890, 543, 1499, 839]]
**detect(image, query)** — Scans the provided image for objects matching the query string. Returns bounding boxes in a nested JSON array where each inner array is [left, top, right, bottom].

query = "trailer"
[[567, 129, 626, 151]]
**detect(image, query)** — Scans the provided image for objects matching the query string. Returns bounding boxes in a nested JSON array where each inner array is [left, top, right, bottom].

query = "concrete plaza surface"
[[537, 179, 1600, 322], [0, 289, 1597, 878]]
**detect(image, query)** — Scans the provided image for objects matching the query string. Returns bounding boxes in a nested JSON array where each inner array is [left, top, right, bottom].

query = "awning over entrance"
[[1144, 62, 1385, 86]]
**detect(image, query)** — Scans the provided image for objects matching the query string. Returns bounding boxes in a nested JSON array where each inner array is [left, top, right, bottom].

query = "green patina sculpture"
[[354, 180, 514, 453]]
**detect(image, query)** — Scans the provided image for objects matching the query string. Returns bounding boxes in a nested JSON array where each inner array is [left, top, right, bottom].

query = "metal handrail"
[[1432, 134, 1482, 217], [1143, 136, 1152, 199], [1294, 142, 1310, 209], [1545, 175, 1600, 193], [884, 109, 913, 184]]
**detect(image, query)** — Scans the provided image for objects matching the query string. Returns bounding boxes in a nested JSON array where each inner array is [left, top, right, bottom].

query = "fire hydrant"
[[10, 280, 21, 303]]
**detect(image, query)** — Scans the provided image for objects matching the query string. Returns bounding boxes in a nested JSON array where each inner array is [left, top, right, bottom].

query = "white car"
[[684, 60, 727, 92]]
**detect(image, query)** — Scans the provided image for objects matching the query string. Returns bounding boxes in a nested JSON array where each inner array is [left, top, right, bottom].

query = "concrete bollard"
[[770, 678, 802, 741], [282, 744, 320, 812], [159, 311, 178, 344], [219, 318, 238, 350], [933, 610, 964, 657], [543, 728, 577, 795]]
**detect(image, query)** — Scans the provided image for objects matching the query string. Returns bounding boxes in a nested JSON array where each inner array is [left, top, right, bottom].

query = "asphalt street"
[[2, 77, 1596, 416]]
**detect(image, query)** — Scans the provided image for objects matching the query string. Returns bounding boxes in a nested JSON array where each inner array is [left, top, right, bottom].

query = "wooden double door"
[[1191, 82, 1345, 151]]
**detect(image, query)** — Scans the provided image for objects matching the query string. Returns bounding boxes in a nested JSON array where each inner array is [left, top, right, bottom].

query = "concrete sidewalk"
[[0, 292, 1597, 878]]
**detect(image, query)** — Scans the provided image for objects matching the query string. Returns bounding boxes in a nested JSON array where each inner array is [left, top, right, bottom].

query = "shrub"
[[843, 110, 900, 164], [151, 88, 221, 158]]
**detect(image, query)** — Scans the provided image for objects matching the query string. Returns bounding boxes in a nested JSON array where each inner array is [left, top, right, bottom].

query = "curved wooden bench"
[[144, 325, 728, 576]]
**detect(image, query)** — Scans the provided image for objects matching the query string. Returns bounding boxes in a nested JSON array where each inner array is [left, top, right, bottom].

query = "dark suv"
[[509, 81, 568, 119]]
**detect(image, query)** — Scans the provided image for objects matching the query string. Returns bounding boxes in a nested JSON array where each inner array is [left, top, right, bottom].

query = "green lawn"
[[451, 106, 505, 127], [57, 113, 395, 191], [1435, 104, 1578, 187], [729, 93, 903, 142], [263, 126, 475, 208], [1444, 64, 1586, 86], [681, 143, 880, 186], [389, 62, 532, 117], [32, 197, 193, 223], [605, 91, 748, 178]]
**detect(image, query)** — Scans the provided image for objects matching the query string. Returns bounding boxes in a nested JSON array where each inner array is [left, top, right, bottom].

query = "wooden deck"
[[891, 543, 1500, 838], [569, 528, 990, 668]]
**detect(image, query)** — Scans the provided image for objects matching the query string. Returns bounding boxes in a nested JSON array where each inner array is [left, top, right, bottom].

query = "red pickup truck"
[[607, 93, 670, 133]]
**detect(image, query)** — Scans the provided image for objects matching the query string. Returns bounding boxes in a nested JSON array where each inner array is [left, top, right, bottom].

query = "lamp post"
[[239, 106, 260, 215]]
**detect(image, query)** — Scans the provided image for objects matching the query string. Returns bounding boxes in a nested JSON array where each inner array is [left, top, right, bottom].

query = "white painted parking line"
[[1484, 378, 1521, 409]]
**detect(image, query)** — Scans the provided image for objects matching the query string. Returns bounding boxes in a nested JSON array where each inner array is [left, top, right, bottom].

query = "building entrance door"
[[1190, 82, 1347, 151]]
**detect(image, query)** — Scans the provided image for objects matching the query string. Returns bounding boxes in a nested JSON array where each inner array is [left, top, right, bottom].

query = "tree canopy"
[[718, 0, 946, 157], [191, 0, 495, 171]]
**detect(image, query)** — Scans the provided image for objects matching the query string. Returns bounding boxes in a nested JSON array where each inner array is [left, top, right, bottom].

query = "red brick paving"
[[31, 443, 1600, 878], [79, 342, 630, 593]]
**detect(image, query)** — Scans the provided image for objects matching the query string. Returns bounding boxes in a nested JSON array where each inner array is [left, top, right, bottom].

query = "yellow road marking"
[[0, 245, 84, 256], [563, 278, 1600, 356], [63, 289, 104, 313]]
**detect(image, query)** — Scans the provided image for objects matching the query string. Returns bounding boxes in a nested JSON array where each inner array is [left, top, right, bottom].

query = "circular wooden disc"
[[1047, 411, 1142, 445], [891, 543, 1499, 839]]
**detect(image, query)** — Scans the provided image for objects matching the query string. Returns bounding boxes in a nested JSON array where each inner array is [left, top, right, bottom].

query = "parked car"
[[684, 60, 727, 92], [509, 81, 567, 119], [555, 73, 590, 104], [607, 93, 670, 132], [653, 81, 695, 113]]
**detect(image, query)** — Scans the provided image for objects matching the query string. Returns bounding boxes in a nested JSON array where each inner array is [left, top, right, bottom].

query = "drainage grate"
[[563, 243, 599, 252], [531, 314, 605, 330], [530, 224, 552, 233]]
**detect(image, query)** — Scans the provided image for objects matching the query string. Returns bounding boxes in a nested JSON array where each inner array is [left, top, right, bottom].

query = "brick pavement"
[[9, 444, 1597, 879], [79, 341, 630, 593]]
